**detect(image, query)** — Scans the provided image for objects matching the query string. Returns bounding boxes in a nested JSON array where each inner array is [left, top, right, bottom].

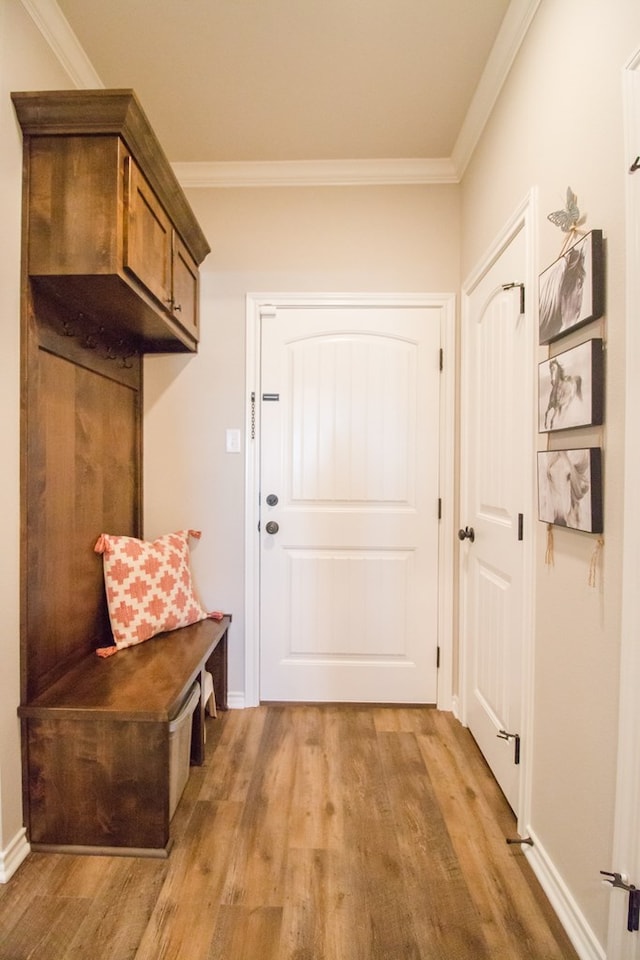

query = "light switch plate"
[[226, 428, 241, 453]]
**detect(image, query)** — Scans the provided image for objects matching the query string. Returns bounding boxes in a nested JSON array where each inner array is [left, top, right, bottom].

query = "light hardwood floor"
[[0, 705, 578, 959]]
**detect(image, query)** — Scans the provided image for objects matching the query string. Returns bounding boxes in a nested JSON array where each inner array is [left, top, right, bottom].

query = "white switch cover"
[[226, 428, 241, 453]]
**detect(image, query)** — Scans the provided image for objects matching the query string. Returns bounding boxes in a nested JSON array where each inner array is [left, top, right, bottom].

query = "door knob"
[[266, 494, 279, 506], [458, 526, 475, 543], [265, 521, 279, 535]]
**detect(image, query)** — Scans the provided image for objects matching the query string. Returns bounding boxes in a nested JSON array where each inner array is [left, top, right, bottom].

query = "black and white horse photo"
[[537, 448, 602, 533], [543, 357, 582, 430], [538, 340, 602, 433]]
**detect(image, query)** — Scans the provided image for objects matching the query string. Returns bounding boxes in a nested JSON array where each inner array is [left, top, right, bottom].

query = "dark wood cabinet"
[[12, 89, 209, 352], [13, 89, 217, 856]]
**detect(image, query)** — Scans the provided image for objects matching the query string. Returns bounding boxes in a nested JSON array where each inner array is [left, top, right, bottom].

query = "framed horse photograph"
[[537, 447, 603, 533], [538, 339, 604, 432], [538, 230, 604, 345]]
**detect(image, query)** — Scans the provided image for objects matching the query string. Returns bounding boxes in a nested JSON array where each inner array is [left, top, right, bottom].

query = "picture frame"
[[537, 448, 603, 533], [538, 338, 604, 433], [538, 230, 604, 345]]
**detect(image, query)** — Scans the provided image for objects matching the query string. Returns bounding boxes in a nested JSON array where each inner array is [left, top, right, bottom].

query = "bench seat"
[[18, 616, 229, 857]]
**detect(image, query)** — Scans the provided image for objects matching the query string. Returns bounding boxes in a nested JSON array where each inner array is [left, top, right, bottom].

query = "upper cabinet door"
[[172, 234, 199, 341], [124, 156, 173, 312]]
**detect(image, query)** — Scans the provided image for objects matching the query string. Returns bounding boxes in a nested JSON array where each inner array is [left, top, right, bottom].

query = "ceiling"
[[49, 0, 515, 169]]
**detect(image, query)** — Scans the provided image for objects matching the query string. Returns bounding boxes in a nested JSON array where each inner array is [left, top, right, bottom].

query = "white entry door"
[[460, 214, 534, 814], [258, 302, 443, 703]]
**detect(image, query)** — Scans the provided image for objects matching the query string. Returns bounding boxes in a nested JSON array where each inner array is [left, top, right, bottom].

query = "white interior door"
[[606, 51, 640, 960], [258, 302, 443, 703], [461, 215, 534, 815]]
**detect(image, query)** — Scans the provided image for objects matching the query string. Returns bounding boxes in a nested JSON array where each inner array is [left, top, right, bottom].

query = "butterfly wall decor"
[[547, 187, 586, 251]]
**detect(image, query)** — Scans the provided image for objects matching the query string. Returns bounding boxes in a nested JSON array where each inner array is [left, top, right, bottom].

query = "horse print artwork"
[[537, 448, 603, 533], [538, 230, 604, 345], [538, 339, 603, 433]]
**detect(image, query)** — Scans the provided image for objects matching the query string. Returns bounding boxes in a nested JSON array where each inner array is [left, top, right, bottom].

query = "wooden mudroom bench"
[[13, 90, 217, 859], [19, 616, 230, 857]]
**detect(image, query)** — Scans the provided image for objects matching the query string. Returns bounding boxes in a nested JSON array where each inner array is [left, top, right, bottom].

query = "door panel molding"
[[245, 292, 455, 709]]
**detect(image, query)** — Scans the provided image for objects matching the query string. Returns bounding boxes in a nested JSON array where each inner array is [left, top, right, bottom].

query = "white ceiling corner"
[[20, 0, 540, 188]]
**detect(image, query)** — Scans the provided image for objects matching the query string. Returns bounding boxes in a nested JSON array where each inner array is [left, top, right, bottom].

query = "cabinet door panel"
[[124, 157, 172, 310], [172, 234, 199, 341]]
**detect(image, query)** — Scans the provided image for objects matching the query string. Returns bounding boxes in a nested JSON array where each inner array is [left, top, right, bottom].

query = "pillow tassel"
[[96, 645, 118, 658], [208, 610, 224, 622], [188, 529, 202, 540], [94, 534, 110, 555]]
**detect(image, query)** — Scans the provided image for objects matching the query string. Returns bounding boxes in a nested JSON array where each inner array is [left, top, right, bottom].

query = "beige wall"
[[143, 185, 461, 693], [0, 0, 72, 866], [461, 0, 640, 946]]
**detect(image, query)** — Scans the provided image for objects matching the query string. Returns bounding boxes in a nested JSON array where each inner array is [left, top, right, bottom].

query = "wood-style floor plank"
[[0, 705, 579, 960], [377, 727, 491, 959], [60, 858, 167, 960], [219, 708, 297, 909]]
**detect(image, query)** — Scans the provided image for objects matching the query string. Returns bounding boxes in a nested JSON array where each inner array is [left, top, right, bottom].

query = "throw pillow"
[[94, 529, 212, 657]]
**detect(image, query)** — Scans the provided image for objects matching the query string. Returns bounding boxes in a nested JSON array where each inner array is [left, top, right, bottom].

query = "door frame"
[[606, 48, 640, 959], [458, 190, 537, 828], [244, 292, 456, 709]]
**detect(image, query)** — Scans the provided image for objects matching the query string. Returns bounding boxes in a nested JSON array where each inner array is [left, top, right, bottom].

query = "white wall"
[[143, 185, 461, 696], [0, 0, 73, 878], [461, 0, 640, 950]]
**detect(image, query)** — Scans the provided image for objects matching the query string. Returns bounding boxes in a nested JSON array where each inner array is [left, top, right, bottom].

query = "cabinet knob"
[[173, 303, 182, 313]]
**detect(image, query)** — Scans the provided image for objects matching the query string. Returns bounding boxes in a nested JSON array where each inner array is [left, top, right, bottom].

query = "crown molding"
[[171, 158, 458, 188], [20, 0, 103, 88], [21, 0, 539, 187], [451, 0, 542, 178]]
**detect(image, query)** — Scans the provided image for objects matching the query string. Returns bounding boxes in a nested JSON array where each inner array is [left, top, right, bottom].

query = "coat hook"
[[630, 156, 640, 173]]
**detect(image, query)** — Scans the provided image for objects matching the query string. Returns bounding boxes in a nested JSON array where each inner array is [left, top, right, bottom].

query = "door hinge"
[[502, 282, 525, 314], [439, 348, 443, 371], [497, 729, 521, 765], [518, 513, 524, 541], [600, 872, 640, 932], [436, 646, 441, 669], [250, 391, 256, 440], [438, 497, 442, 520]]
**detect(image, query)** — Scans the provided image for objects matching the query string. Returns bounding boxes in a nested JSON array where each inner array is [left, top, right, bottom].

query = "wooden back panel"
[[23, 288, 142, 701]]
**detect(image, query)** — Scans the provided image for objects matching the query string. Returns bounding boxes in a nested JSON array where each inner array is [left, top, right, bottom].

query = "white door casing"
[[460, 194, 536, 820], [245, 294, 455, 709], [606, 49, 640, 960]]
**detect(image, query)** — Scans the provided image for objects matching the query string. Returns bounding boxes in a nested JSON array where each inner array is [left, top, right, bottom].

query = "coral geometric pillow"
[[94, 529, 210, 657]]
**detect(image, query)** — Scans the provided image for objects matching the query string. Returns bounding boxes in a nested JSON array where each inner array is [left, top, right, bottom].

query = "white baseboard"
[[524, 827, 606, 960], [226, 691, 246, 710], [0, 827, 30, 883]]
